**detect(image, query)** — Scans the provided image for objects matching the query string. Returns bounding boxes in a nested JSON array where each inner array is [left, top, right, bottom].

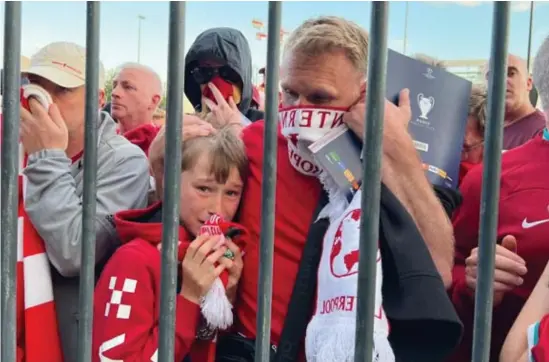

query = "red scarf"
[[15, 90, 64, 361], [16, 152, 64, 362], [156, 209, 248, 362]]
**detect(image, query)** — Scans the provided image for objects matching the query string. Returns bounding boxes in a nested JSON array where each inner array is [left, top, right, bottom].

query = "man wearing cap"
[[17, 41, 150, 361]]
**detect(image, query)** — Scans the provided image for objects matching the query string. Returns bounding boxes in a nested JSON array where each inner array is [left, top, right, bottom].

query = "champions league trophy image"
[[417, 93, 435, 120]]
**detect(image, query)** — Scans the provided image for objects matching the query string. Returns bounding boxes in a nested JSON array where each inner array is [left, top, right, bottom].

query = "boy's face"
[[179, 153, 244, 236]]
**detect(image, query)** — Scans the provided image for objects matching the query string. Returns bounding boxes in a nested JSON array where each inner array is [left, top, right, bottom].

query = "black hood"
[[185, 27, 253, 115]]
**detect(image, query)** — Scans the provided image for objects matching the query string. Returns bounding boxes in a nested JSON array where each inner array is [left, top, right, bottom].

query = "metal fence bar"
[[158, 2, 186, 361], [0, 2, 22, 362], [471, 3, 510, 362], [76, 2, 101, 361], [254, 2, 282, 361], [354, 2, 389, 362]]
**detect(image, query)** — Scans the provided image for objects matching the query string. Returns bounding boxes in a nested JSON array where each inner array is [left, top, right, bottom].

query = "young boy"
[[91, 116, 248, 362]]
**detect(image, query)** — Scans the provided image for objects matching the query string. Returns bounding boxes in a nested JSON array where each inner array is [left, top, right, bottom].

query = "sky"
[[0, 1, 548, 83]]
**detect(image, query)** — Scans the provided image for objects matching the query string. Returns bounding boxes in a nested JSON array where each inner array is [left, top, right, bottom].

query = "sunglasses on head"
[[190, 66, 240, 85]]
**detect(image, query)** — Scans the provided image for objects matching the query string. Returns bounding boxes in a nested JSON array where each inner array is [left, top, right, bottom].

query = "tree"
[[104, 68, 117, 103]]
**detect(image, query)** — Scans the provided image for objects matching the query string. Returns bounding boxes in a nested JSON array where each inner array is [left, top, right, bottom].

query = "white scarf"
[[305, 189, 394, 362]]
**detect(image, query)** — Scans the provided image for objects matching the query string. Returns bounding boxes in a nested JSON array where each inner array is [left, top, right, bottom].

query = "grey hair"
[[413, 53, 447, 69], [115, 62, 163, 95], [533, 36, 549, 113]]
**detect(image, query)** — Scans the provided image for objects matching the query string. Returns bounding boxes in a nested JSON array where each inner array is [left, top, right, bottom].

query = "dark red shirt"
[[449, 134, 549, 362], [503, 110, 545, 150]]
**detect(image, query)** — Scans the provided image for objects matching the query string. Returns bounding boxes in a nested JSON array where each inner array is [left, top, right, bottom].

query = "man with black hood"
[[184, 27, 264, 123]]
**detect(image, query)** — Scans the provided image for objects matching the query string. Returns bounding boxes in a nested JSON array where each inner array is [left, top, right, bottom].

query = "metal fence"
[[0, 1, 510, 362]]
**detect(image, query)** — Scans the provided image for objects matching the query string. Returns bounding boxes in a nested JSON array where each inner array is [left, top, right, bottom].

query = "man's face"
[[27, 74, 104, 134], [487, 55, 532, 113], [178, 153, 244, 237], [280, 49, 364, 108], [461, 115, 484, 164], [111, 68, 160, 121]]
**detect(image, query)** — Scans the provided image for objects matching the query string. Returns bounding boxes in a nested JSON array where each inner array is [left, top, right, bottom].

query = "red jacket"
[[449, 135, 549, 361], [92, 203, 212, 362]]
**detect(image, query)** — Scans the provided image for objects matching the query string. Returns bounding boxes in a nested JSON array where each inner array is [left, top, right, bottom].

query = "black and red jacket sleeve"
[[92, 240, 200, 362]]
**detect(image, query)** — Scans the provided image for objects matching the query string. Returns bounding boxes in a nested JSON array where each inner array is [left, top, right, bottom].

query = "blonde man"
[[200, 16, 462, 362]]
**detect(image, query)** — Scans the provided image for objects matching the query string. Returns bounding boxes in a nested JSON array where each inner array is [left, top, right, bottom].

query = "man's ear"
[[527, 75, 533, 92], [360, 80, 367, 97], [152, 94, 162, 109], [98, 89, 106, 108]]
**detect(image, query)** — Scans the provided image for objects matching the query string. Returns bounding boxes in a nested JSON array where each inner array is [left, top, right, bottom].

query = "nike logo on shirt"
[[522, 218, 549, 229]]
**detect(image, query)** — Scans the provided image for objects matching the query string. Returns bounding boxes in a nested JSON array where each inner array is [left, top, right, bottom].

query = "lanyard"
[[544, 128, 549, 141]]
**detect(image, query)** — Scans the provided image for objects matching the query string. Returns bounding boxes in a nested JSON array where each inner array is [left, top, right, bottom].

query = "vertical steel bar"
[[76, 2, 100, 362], [354, 2, 389, 362], [254, 2, 281, 361], [158, 2, 185, 361], [471, 3, 510, 362], [1, 3, 22, 362]]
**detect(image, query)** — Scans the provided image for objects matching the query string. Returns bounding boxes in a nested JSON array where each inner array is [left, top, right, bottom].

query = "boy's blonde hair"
[[149, 116, 248, 200]]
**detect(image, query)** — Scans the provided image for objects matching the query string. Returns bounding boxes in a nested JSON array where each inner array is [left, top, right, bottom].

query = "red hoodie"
[[92, 202, 247, 362], [119, 123, 161, 155], [449, 135, 549, 361]]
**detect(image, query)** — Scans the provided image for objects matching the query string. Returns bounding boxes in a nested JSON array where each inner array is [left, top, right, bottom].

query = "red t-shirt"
[[449, 134, 549, 361], [234, 121, 322, 349]]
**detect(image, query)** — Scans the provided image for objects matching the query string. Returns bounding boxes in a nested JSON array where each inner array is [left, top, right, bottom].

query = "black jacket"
[[184, 27, 264, 122], [380, 183, 463, 361]]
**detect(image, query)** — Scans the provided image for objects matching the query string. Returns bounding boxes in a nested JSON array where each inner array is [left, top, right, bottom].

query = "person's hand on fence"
[[20, 99, 68, 154], [179, 234, 228, 304], [218, 237, 244, 304], [465, 235, 528, 306], [202, 83, 243, 129]]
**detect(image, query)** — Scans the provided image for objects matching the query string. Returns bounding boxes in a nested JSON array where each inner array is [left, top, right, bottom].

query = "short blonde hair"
[[468, 85, 488, 133], [284, 16, 369, 75], [149, 117, 248, 199]]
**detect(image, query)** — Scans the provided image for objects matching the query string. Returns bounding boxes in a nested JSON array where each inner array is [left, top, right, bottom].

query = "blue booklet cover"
[[310, 49, 472, 192], [386, 49, 472, 189]]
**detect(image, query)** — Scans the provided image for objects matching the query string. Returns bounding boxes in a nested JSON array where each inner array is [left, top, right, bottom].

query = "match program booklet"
[[309, 49, 472, 193]]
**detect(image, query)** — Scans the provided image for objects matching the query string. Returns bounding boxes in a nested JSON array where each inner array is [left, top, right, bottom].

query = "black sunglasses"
[[190, 66, 240, 86]]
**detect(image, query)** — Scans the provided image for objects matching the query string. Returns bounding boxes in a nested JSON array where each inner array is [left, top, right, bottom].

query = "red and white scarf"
[[279, 106, 394, 360], [305, 190, 394, 362], [15, 85, 64, 361]]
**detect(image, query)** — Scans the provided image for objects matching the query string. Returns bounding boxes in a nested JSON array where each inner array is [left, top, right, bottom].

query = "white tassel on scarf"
[[200, 277, 233, 330]]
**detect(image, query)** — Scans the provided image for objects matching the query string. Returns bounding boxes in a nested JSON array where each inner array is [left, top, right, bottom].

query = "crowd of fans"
[[4, 13, 549, 362]]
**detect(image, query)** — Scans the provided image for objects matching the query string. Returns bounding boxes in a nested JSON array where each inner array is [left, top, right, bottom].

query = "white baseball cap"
[[24, 41, 105, 89]]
